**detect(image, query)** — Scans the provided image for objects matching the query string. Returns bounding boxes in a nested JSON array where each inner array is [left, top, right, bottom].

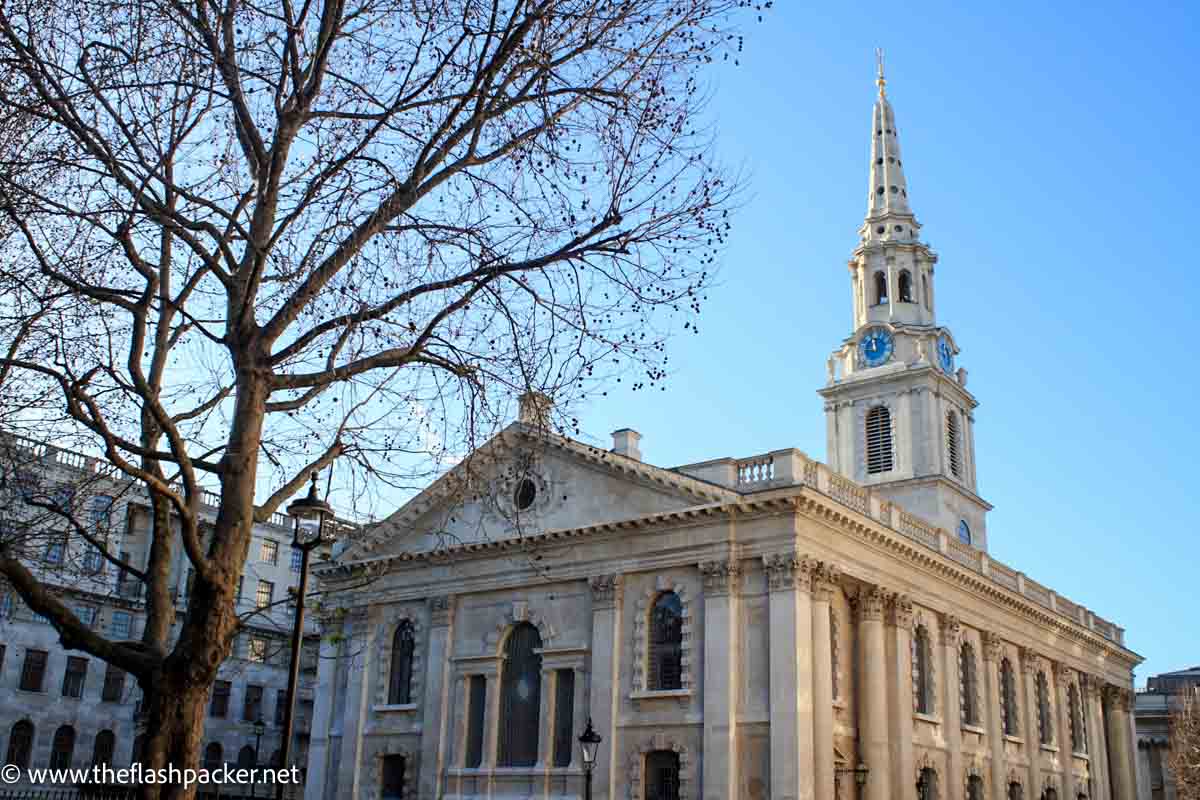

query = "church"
[[303, 68, 1142, 800]]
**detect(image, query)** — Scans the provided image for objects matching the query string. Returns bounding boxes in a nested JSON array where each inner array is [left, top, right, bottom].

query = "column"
[[702, 557, 742, 800], [888, 594, 915, 800], [333, 610, 375, 798], [940, 614, 964, 800], [481, 671, 501, 771], [303, 620, 342, 800], [1085, 676, 1110, 800], [811, 563, 840, 800], [764, 553, 816, 800], [1056, 665, 1076, 800], [1105, 686, 1137, 800], [856, 586, 891, 800], [982, 633, 1006, 800], [588, 574, 623, 800], [1020, 648, 1040, 797]]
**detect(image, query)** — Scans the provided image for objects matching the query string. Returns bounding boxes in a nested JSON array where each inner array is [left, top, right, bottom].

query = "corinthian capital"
[[762, 552, 816, 594], [938, 612, 962, 647], [813, 562, 842, 602], [887, 593, 914, 628], [982, 631, 1004, 662], [854, 585, 887, 622], [589, 574, 622, 609], [699, 558, 740, 596]]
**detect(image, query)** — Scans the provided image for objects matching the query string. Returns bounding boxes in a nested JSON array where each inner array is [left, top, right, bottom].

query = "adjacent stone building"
[[306, 70, 1143, 800], [0, 437, 325, 792], [1134, 666, 1199, 800]]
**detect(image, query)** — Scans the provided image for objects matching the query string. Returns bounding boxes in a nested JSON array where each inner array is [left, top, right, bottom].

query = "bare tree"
[[1171, 688, 1200, 800], [0, 0, 758, 795]]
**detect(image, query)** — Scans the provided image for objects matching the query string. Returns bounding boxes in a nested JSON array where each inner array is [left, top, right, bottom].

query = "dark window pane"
[[244, 684, 264, 722], [50, 725, 75, 770], [204, 743, 223, 770], [381, 754, 406, 799], [63, 656, 88, 698], [649, 593, 683, 691], [101, 664, 125, 703], [465, 676, 486, 768], [5, 720, 33, 768], [91, 730, 115, 768], [498, 622, 543, 766], [388, 621, 416, 705], [211, 680, 231, 718], [645, 750, 680, 800], [552, 669, 575, 767], [19, 649, 47, 692]]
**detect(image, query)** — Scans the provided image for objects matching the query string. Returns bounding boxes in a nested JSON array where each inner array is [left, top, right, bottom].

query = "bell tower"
[[817, 55, 992, 551]]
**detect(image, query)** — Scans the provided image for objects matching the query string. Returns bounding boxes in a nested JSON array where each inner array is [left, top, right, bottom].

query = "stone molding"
[[854, 585, 887, 622], [1103, 684, 1133, 712], [589, 573, 623, 609], [888, 592, 914, 628], [761, 552, 817, 593], [374, 609, 424, 710], [429, 595, 454, 627], [914, 750, 939, 785], [363, 742, 417, 799], [632, 576, 693, 693], [625, 733, 695, 800], [483, 600, 556, 653], [813, 562, 842, 602], [699, 558, 740, 597], [1006, 767, 1024, 789]]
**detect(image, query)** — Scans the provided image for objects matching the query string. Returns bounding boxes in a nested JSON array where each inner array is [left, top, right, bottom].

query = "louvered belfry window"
[[649, 592, 684, 691], [947, 411, 963, 478], [498, 622, 543, 767], [865, 406, 894, 475], [388, 620, 415, 705]]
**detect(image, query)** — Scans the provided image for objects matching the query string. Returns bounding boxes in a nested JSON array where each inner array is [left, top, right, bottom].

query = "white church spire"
[[861, 49, 920, 246]]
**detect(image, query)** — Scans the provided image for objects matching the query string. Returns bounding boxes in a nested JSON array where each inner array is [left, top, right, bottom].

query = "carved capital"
[[589, 573, 623, 609], [1103, 684, 1132, 712], [982, 631, 1004, 662], [428, 595, 455, 626], [1056, 664, 1074, 688], [700, 559, 740, 596], [937, 612, 962, 647], [854, 586, 887, 622], [813, 562, 841, 602], [887, 593, 914, 628], [761, 552, 815, 594], [1019, 646, 1039, 675]]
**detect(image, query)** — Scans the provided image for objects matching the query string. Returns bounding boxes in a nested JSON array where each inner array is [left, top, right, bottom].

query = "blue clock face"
[[937, 336, 955, 373], [858, 327, 894, 368]]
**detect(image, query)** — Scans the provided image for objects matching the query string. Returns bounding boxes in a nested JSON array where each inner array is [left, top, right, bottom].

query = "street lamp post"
[[578, 718, 602, 800], [834, 762, 870, 799], [252, 716, 266, 800], [277, 473, 334, 800]]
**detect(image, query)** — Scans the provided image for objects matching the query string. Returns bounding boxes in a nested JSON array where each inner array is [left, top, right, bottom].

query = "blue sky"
[[572, 0, 1200, 683]]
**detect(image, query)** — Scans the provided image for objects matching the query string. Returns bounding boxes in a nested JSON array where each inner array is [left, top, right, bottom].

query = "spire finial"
[[875, 48, 886, 96]]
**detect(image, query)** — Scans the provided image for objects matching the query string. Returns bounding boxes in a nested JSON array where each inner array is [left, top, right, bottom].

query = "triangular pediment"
[[341, 424, 735, 561]]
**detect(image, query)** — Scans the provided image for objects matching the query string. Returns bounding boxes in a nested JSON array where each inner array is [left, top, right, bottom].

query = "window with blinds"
[[865, 406, 893, 474], [947, 411, 963, 478]]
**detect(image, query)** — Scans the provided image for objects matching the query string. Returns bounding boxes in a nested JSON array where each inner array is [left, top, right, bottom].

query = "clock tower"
[[817, 57, 992, 550]]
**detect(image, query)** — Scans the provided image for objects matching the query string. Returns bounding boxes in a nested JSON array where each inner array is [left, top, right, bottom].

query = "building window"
[[1069, 683, 1087, 753], [244, 684, 264, 722], [464, 675, 486, 769], [210, 680, 231, 718], [101, 664, 125, 703], [275, 689, 287, 726], [916, 767, 938, 800], [50, 724, 75, 769], [957, 520, 971, 545], [237, 745, 256, 769], [1036, 670, 1054, 745], [5, 720, 33, 768], [873, 271, 888, 305], [967, 776, 985, 800], [553, 669, 576, 767], [62, 656, 88, 698], [649, 592, 684, 691], [91, 730, 115, 768], [203, 743, 223, 770], [1000, 657, 1020, 736], [256, 580, 274, 609], [290, 547, 303, 572], [0, 593, 12, 618], [83, 545, 105, 574], [90, 495, 114, 531], [75, 604, 98, 629], [1041, 790, 1058, 800], [947, 411, 963, 479], [899, 270, 913, 302], [19, 649, 48, 692], [645, 750, 681, 800], [381, 754, 406, 800], [388, 620, 416, 705], [111, 611, 132, 640], [960, 642, 981, 725], [0, 644, 4, 672], [912, 625, 934, 714], [248, 635, 269, 663], [45, 536, 65, 565], [498, 622, 543, 767], [830, 610, 841, 700], [865, 405, 894, 474], [1009, 782, 1024, 800], [260, 539, 278, 565]]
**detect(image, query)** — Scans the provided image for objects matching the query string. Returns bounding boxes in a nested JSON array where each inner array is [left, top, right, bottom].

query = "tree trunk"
[[137, 662, 215, 800]]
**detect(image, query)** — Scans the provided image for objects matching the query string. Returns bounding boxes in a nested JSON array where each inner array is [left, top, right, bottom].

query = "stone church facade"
[[305, 70, 1142, 800]]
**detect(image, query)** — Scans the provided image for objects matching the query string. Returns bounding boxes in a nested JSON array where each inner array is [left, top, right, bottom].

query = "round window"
[[957, 520, 972, 545], [514, 478, 537, 511]]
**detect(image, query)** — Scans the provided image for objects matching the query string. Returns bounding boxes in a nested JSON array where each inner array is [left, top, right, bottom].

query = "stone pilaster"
[[1056, 665, 1075, 800], [303, 615, 344, 800], [982, 633, 1006, 800], [763, 553, 817, 800], [1084, 676, 1110, 800], [887, 593, 915, 800], [418, 596, 455, 800], [1104, 685, 1137, 800], [1019, 648, 1040, 797], [939, 614, 964, 800], [855, 586, 890, 800], [336, 608, 374, 798], [812, 562, 840, 800], [701, 557, 741, 800], [588, 574, 622, 800]]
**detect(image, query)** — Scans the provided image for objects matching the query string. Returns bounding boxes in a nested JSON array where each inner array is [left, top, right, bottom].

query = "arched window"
[[946, 411, 962, 479], [960, 642, 980, 725], [645, 750, 681, 800], [912, 625, 934, 714], [91, 730, 115, 768], [649, 592, 683, 691], [1000, 658, 1020, 736], [967, 775, 985, 800], [916, 767, 938, 800], [498, 621, 543, 767], [237, 745, 256, 769], [957, 520, 972, 545], [203, 742, 223, 770], [5, 720, 33, 768], [50, 724, 75, 770], [1069, 684, 1087, 753], [874, 271, 888, 305], [1036, 670, 1054, 745], [865, 406, 894, 474], [1042, 790, 1058, 800], [388, 620, 416, 705], [899, 270, 914, 303], [1009, 783, 1024, 800], [381, 754, 407, 800]]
